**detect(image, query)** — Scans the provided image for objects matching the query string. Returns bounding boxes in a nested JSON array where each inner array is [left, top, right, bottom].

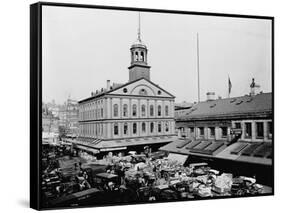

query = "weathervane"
[[137, 12, 141, 42]]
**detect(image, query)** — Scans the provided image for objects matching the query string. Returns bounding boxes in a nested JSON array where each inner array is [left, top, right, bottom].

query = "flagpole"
[[228, 74, 232, 98], [228, 75, 230, 98], [197, 33, 200, 103]]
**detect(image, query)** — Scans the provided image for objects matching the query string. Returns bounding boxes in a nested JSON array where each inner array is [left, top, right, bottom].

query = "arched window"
[[113, 104, 118, 117], [158, 122, 162, 133], [142, 122, 146, 133], [158, 105, 162, 116], [124, 123, 128, 135], [165, 122, 169, 132], [141, 104, 146, 116], [101, 108, 103, 118], [150, 105, 154, 116], [132, 104, 137, 117], [140, 51, 144, 61], [150, 122, 154, 133], [123, 104, 128, 117], [114, 123, 118, 135], [133, 123, 137, 134], [135, 52, 139, 61], [165, 106, 169, 116]]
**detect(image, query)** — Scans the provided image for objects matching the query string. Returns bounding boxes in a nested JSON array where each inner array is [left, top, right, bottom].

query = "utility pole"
[[197, 33, 200, 103]]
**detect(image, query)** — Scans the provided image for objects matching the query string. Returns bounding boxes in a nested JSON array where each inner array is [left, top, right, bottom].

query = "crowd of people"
[[42, 143, 269, 207]]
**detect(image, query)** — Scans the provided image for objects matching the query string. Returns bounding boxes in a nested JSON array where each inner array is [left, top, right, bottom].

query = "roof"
[[78, 77, 175, 103], [160, 139, 227, 157], [72, 135, 177, 151], [131, 40, 147, 49], [174, 102, 193, 110], [176, 93, 272, 121], [160, 139, 272, 166], [216, 141, 272, 165]]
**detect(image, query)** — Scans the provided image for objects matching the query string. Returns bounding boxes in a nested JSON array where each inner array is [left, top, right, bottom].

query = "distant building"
[[75, 24, 176, 155], [43, 100, 60, 118], [58, 98, 79, 137], [42, 114, 59, 134], [42, 104, 59, 143]]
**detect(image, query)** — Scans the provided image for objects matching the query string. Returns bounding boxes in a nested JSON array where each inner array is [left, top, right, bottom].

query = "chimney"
[[106, 80, 110, 91], [206, 92, 215, 101], [250, 78, 260, 96]]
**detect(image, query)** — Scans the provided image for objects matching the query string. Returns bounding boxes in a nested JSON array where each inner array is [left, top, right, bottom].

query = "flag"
[[228, 76, 232, 96]]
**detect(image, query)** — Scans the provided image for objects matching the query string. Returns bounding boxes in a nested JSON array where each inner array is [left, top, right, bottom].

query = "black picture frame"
[[30, 2, 274, 210]]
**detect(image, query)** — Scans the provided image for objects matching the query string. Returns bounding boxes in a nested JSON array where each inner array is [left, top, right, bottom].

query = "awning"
[[100, 147, 127, 152], [167, 153, 188, 165], [75, 145, 99, 154]]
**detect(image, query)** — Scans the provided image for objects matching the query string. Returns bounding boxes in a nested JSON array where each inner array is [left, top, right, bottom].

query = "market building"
[[160, 90, 273, 186], [74, 23, 176, 155], [175, 91, 272, 143]]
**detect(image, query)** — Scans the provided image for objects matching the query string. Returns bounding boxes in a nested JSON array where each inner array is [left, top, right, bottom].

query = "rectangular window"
[[209, 127, 215, 137], [114, 124, 118, 135], [268, 121, 272, 139], [256, 122, 264, 138], [199, 127, 204, 136], [235, 122, 241, 129], [221, 127, 227, 137], [190, 127, 194, 133], [245, 122, 252, 138]]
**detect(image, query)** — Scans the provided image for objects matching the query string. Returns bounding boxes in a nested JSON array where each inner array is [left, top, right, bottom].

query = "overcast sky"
[[42, 6, 272, 105]]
